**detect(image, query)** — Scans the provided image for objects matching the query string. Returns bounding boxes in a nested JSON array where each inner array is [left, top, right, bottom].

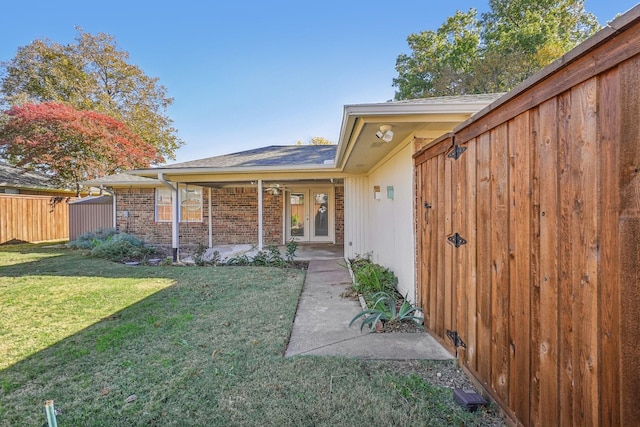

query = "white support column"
[[112, 192, 117, 231], [208, 187, 213, 248], [258, 179, 263, 251], [282, 190, 287, 244], [158, 173, 179, 261], [172, 185, 179, 261]]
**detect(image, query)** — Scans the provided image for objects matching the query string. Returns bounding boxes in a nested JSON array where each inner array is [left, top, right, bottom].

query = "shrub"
[[353, 263, 398, 296], [349, 291, 423, 331], [226, 242, 297, 267], [285, 239, 298, 263], [67, 228, 117, 249], [89, 233, 156, 262]]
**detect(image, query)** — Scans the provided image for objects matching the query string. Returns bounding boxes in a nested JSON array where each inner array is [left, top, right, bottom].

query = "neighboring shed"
[[414, 7, 640, 427], [68, 195, 114, 241]]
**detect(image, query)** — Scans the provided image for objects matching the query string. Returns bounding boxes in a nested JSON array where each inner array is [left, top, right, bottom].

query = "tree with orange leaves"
[[0, 102, 163, 194]]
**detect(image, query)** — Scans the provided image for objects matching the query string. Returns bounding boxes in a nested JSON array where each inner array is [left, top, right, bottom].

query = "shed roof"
[[68, 195, 113, 205]]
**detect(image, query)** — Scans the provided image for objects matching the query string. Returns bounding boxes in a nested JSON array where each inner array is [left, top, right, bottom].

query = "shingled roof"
[[0, 161, 59, 190], [161, 145, 337, 169]]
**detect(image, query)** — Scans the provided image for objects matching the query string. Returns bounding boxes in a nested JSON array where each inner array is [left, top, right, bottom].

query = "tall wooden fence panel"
[[414, 12, 640, 427], [0, 194, 71, 244]]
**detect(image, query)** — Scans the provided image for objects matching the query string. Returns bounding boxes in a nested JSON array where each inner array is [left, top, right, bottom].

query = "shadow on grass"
[[0, 245, 505, 426], [0, 248, 310, 426], [0, 244, 167, 280]]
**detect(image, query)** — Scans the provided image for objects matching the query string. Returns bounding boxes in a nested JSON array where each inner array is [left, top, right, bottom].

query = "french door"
[[286, 188, 333, 242]]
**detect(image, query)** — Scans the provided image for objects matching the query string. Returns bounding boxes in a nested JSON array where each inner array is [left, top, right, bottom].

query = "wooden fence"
[[0, 194, 72, 244], [414, 9, 640, 427]]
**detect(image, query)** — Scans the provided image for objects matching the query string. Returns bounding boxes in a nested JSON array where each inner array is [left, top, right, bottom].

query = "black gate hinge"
[[447, 233, 467, 248], [447, 145, 467, 160], [447, 330, 467, 349]]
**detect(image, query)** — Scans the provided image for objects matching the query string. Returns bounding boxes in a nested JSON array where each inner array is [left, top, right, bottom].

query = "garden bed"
[[346, 255, 424, 333]]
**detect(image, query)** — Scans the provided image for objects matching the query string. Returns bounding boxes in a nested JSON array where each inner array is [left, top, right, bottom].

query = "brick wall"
[[116, 185, 341, 247], [115, 186, 284, 247], [211, 187, 283, 245]]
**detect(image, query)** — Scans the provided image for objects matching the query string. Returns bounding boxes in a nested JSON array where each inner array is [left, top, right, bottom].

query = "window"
[[155, 185, 203, 223], [156, 188, 173, 222], [180, 186, 202, 222]]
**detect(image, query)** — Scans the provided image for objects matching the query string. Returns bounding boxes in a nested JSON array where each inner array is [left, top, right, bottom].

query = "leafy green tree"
[[394, 10, 482, 99], [393, 0, 600, 99], [0, 28, 182, 160], [296, 136, 335, 145]]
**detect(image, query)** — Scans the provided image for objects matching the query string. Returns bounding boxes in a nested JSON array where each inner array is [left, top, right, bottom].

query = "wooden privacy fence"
[[0, 194, 71, 244], [414, 9, 640, 427]]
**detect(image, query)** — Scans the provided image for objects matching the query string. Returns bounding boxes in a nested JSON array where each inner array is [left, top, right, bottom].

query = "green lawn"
[[0, 244, 502, 426]]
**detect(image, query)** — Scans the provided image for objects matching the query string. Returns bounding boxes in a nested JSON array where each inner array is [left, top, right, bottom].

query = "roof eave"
[[129, 163, 338, 177]]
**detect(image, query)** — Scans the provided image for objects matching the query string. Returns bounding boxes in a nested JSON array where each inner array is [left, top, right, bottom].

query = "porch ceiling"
[[340, 115, 469, 174], [336, 94, 503, 174]]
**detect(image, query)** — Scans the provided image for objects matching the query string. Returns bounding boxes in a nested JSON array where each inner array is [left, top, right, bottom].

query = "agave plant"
[[349, 291, 423, 331]]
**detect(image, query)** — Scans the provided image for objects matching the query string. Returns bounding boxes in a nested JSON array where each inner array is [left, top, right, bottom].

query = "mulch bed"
[[341, 288, 424, 333]]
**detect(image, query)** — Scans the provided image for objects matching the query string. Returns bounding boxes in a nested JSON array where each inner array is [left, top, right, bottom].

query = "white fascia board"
[[129, 163, 339, 178], [343, 101, 493, 116]]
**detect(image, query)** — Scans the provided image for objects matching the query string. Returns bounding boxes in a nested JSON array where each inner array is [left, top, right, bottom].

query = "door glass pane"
[[313, 192, 329, 237], [290, 193, 305, 237]]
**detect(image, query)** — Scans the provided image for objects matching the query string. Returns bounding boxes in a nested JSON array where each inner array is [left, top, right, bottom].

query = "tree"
[[394, 10, 482, 99], [393, 0, 600, 99], [0, 29, 182, 160], [296, 136, 335, 145], [0, 102, 162, 194]]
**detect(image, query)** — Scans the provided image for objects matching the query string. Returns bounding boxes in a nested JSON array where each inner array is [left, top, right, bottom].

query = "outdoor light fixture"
[[375, 125, 394, 142]]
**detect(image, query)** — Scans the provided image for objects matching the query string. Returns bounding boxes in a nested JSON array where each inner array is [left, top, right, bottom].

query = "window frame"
[[154, 184, 203, 223], [155, 187, 173, 223]]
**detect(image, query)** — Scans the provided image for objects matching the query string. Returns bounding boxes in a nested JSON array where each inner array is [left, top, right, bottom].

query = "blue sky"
[[0, 1, 637, 164]]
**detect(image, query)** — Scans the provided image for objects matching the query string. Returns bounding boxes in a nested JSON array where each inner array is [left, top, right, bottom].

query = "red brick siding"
[[211, 187, 283, 245], [115, 188, 209, 247], [116, 185, 340, 247]]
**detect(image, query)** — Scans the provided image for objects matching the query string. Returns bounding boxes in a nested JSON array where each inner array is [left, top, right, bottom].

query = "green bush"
[[67, 228, 118, 249], [353, 263, 398, 296], [89, 233, 156, 262], [226, 244, 298, 268], [349, 291, 423, 331]]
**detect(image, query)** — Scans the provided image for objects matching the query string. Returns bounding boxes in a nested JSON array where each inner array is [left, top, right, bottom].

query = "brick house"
[[88, 95, 497, 298]]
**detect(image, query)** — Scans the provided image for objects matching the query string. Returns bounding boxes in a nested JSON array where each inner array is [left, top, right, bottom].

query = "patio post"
[[158, 173, 179, 261], [208, 187, 212, 248], [257, 179, 263, 251]]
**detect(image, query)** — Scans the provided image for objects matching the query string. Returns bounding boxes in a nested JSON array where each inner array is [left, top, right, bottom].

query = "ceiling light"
[[375, 125, 394, 142]]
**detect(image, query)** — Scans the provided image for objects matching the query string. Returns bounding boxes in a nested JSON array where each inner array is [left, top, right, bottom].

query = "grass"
[[0, 244, 502, 426]]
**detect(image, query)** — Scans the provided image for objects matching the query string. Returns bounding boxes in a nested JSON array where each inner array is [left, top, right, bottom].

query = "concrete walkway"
[[285, 259, 453, 360]]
